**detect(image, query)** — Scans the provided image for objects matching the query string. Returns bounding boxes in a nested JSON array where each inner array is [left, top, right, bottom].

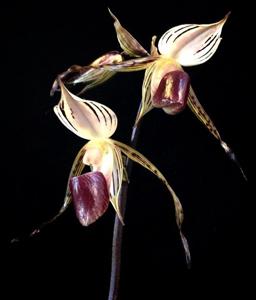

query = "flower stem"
[[108, 122, 141, 300]]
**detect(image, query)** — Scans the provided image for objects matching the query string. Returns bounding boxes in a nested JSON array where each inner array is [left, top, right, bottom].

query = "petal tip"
[[108, 8, 117, 22], [219, 11, 231, 26]]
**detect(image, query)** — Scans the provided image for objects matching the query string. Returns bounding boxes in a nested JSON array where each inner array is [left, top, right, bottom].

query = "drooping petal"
[[70, 171, 109, 226], [134, 61, 156, 125], [50, 51, 123, 96], [188, 87, 247, 180], [108, 8, 149, 57], [83, 140, 124, 223], [188, 87, 221, 140], [54, 80, 117, 140], [61, 143, 88, 210], [109, 145, 124, 223], [112, 139, 191, 266], [152, 70, 190, 115], [19, 143, 88, 238], [158, 13, 230, 66]]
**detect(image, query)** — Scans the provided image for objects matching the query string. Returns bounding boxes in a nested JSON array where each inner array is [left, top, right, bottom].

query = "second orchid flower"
[[53, 79, 191, 265]]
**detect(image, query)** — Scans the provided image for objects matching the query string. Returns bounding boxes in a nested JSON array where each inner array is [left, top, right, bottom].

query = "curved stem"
[[108, 122, 141, 300]]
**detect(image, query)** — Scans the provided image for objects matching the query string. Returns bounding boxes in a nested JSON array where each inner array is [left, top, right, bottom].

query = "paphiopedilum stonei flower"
[[53, 10, 246, 179], [105, 10, 229, 120], [53, 79, 190, 264]]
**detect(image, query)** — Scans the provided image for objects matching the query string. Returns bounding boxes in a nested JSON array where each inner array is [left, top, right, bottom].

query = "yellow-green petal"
[[188, 87, 247, 180], [112, 139, 191, 266]]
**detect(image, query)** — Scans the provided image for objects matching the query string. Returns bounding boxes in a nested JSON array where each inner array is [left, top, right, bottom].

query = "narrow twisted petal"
[[83, 140, 125, 223], [70, 171, 109, 226], [23, 143, 88, 235], [111, 139, 191, 266], [158, 12, 230, 66], [54, 80, 117, 139], [109, 145, 124, 223], [134, 62, 156, 125], [187, 87, 221, 141], [59, 143, 88, 213], [188, 87, 247, 180], [108, 8, 149, 57]]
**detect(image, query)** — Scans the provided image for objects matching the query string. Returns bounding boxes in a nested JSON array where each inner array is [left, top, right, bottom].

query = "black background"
[[3, 0, 249, 298]]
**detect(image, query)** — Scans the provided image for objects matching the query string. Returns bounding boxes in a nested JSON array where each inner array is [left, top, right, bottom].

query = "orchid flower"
[[55, 10, 245, 180], [53, 79, 191, 264]]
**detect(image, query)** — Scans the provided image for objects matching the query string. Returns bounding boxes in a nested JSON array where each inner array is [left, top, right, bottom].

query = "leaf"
[[54, 80, 117, 140], [108, 8, 149, 57], [70, 171, 110, 226], [158, 13, 230, 66]]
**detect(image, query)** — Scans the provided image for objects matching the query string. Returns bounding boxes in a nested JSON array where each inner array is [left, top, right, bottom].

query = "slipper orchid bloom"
[[53, 79, 191, 264], [55, 10, 245, 179], [107, 10, 246, 179]]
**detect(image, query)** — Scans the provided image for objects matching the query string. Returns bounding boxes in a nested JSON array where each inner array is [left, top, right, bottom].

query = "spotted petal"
[[188, 87, 247, 180], [108, 8, 149, 57], [158, 13, 230, 66], [112, 139, 191, 266], [54, 80, 117, 140], [134, 61, 156, 125]]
